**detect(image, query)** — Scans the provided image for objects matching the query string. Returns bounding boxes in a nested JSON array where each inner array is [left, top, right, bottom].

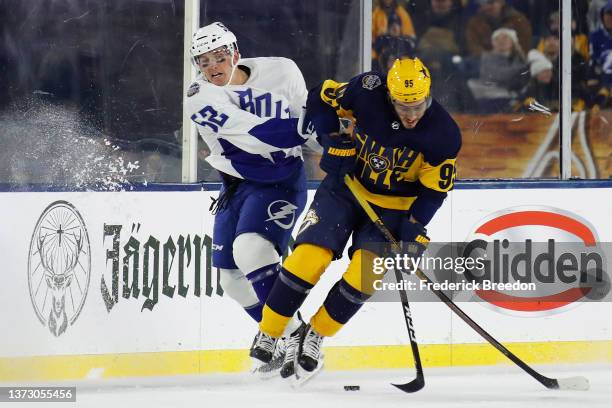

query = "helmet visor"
[[391, 98, 428, 115], [195, 46, 232, 69]]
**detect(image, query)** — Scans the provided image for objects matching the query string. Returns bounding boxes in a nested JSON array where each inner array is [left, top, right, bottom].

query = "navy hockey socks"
[[244, 302, 263, 322], [265, 266, 313, 320], [246, 263, 280, 303]]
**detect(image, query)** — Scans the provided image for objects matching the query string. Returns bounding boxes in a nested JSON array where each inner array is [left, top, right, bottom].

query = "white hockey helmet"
[[190, 22, 238, 65]]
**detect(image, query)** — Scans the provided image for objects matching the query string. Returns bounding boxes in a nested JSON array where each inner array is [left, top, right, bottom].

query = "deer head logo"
[[28, 201, 91, 336]]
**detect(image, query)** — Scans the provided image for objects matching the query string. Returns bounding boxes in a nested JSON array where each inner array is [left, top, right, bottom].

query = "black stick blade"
[[391, 377, 425, 393]]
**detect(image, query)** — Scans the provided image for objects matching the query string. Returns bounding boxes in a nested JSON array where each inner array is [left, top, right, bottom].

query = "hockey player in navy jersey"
[[250, 58, 462, 381], [186, 22, 318, 376]]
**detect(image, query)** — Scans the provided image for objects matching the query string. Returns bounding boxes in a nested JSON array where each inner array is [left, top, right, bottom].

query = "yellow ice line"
[[1, 340, 610, 382]]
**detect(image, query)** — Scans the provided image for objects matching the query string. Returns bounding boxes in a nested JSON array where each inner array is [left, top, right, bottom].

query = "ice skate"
[[280, 323, 304, 378], [250, 330, 278, 367], [253, 337, 286, 379], [292, 324, 324, 387]]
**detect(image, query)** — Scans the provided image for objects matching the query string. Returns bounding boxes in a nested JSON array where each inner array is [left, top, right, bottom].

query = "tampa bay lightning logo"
[[266, 200, 298, 230], [368, 153, 390, 173]]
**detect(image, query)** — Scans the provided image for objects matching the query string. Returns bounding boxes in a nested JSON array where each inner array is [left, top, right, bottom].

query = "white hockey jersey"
[[186, 57, 309, 183]]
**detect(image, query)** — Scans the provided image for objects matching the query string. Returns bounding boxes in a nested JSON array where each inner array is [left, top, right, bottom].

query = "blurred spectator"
[[480, 27, 527, 86], [517, 38, 589, 113], [588, 0, 608, 33], [536, 11, 589, 61], [589, 1, 612, 82], [588, 0, 612, 109], [375, 37, 416, 72], [519, 50, 557, 112], [540, 33, 560, 62], [465, 0, 532, 57], [415, 0, 466, 56], [467, 27, 528, 112], [373, 14, 416, 71], [372, 0, 416, 66], [372, 0, 416, 39]]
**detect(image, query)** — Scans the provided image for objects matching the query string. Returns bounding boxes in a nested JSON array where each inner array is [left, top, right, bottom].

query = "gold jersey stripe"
[[351, 177, 417, 210]]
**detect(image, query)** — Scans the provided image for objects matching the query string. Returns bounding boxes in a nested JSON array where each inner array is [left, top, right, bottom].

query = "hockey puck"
[[344, 385, 360, 391]]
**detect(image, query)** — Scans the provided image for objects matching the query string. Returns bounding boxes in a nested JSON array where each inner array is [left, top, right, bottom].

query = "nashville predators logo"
[[297, 209, 319, 236], [368, 153, 390, 173], [362, 74, 381, 90]]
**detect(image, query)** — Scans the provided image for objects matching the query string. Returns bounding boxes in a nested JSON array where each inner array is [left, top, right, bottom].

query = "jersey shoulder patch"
[[185, 80, 232, 116], [361, 74, 382, 90], [187, 82, 200, 97]]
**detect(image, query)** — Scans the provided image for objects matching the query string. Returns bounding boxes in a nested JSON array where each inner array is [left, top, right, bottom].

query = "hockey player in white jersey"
[[186, 22, 316, 377]]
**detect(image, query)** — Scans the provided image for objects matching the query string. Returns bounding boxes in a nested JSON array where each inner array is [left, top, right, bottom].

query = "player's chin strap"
[[224, 43, 241, 85], [222, 52, 239, 86]]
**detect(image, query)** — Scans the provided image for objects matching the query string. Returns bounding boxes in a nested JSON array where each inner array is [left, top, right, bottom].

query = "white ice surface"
[[8, 364, 612, 408]]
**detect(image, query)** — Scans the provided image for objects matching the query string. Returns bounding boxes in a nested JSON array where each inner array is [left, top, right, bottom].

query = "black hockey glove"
[[319, 133, 356, 182], [398, 217, 430, 261], [319, 122, 356, 183]]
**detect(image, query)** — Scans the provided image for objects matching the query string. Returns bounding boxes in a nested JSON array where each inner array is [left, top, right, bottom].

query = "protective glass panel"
[[0, 0, 184, 187], [374, 0, 570, 179], [579, 0, 612, 179], [197, 0, 364, 181]]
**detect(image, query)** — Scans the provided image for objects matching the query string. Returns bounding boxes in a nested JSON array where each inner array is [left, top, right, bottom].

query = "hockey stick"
[[391, 268, 426, 392], [344, 175, 590, 391], [344, 176, 424, 393]]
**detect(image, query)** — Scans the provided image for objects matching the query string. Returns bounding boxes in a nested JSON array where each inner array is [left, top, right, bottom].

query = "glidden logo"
[[463, 206, 607, 315]]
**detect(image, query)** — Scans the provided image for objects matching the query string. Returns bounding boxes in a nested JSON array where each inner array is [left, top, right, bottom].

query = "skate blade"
[[251, 360, 284, 380], [254, 368, 282, 380], [251, 368, 280, 381], [291, 360, 324, 388]]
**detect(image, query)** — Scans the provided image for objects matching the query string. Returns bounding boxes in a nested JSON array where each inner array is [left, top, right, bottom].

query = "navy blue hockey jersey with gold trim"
[[307, 71, 462, 224]]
